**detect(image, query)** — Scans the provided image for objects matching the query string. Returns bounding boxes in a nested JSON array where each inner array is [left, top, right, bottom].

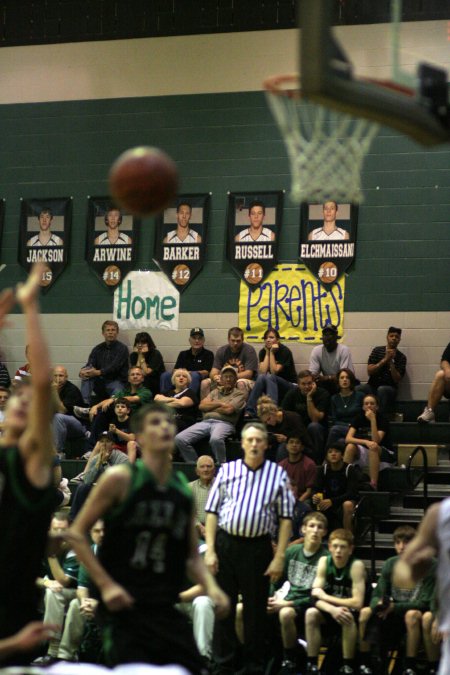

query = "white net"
[[265, 76, 380, 204]]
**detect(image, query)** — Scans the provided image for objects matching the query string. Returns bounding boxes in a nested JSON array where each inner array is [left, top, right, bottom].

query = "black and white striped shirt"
[[205, 459, 294, 537]]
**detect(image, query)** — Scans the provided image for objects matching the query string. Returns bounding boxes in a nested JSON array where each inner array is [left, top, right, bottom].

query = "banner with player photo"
[[299, 201, 358, 286], [86, 197, 139, 289], [153, 193, 210, 292], [19, 197, 72, 290], [226, 191, 283, 288]]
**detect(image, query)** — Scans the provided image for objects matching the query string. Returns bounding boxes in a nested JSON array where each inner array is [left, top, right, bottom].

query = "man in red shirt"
[[278, 435, 316, 514]]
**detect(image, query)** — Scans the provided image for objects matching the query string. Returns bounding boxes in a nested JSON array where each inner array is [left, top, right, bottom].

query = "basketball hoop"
[[264, 74, 379, 204]]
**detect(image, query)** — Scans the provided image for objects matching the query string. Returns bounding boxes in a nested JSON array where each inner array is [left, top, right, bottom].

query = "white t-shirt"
[[95, 232, 132, 245], [237, 227, 274, 242], [309, 227, 348, 241], [165, 229, 200, 244]]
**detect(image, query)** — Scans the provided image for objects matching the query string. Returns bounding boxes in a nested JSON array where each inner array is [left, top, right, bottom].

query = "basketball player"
[[94, 207, 132, 245], [67, 401, 229, 671], [308, 201, 350, 241], [27, 208, 64, 246], [235, 200, 275, 242], [0, 264, 56, 663], [396, 502, 448, 675], [164, 201, 202, 244]]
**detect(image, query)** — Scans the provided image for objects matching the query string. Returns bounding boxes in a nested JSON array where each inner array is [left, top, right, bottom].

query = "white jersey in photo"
[[309, 226, 348, 241], [27, 233, 64, 246], [237, 227, 273, 242], [95, 231, 132, 245], [165, 228, 200, 244]]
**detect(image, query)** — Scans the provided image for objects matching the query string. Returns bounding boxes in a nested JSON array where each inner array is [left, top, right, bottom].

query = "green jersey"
[[370, 555, 436, 615], [324, 553, 355, 599], [284, 544, 327, 607], [99, 460, 193, 607]]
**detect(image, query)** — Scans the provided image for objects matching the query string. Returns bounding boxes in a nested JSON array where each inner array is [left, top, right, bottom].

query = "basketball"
[[109, 146, 179, 217]]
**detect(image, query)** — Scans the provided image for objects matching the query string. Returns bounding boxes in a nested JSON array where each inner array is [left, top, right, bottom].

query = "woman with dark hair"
[[129, 332, 165, 395], [245, 327, 297, 416], [326, 368, 364, 448]]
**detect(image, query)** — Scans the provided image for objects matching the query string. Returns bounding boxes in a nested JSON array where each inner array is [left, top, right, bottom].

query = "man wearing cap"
[[175, 365, 246, 464], [358, 326, 407, 414], [160, 328, 214, 395], [309, 325, 354, 395]]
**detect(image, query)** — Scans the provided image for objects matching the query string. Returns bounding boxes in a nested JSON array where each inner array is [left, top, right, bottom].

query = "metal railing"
[[406, 445, 429, 511]]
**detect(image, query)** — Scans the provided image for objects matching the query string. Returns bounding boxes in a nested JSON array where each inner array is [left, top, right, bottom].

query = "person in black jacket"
[[79, 321, 129, 404], [129, 332, 165, 395], [52, 365, 86, 456], [312, 441, 359, 532]]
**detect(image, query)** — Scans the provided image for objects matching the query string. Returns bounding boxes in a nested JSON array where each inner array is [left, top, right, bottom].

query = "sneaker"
[[306, 665, 320, 674], [359, 667, 373, 675], [74, 406, 90, 420], [417, 406, 435, 423], [401, 670, 417, 675], [32, 655, 59, 666], [339, 667, 354, 675], [279, 659, 296, 674]]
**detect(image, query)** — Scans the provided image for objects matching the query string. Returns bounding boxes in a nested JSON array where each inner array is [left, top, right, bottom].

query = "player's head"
[[105, 207, 122, 229], [171, 368, 191, 388], [38, 208, 53, 231], [322, 201, 338, 221], [387, 326, 402, 348], [328, 528, 354, 566], [132, 402, 176, 455], [241, 423, 268, 464], [337, 368, 356, 392], [196, 455, 215, 482], [102, 320, 119, 342], [286, 434, 304, 459], [90, 519, 105, 546], [393, 525, 416, 555], [257, 395, 278, 426], [263, 327, 280, 349], [133, 331, 156, 351], [248, 200, 265, 229], [176, 201, 192, 229], [128, 366, 144, 387], [325, 441, 345, 467], [227, 326, 244, 352], [321, 324, 339, 351], [297, 370, 314, 395], [363, 394, 379, 413], [114, 397, 131, 418], [301, 512, 327, 546]]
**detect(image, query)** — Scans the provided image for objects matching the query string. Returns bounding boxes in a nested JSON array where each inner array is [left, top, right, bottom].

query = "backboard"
[[300, 0, 450, 146]]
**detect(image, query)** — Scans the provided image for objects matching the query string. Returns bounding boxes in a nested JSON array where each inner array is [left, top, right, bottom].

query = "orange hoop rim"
[[263, 74, 302, 99]]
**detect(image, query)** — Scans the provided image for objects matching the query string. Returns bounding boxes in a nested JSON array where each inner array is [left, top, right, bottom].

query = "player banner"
[[153, 193, 210, 292], [227, 191, 283, 288], [299, 201, 358, 286], [19, 197, 72, 290], [113, 271, 179, 331], [86, 197, 139, 289], [239, 265, 345, 342]]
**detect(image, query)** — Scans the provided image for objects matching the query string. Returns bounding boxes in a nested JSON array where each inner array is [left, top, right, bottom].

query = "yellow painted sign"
[[239, 265, 345, 343]]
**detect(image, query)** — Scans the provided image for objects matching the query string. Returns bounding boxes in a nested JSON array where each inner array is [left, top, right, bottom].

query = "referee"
[[205, 422, 294, 674]]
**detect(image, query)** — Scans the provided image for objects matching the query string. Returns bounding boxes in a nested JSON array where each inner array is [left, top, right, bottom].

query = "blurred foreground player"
[[0, 265, 56, 663], [68, 401, 229, 672]]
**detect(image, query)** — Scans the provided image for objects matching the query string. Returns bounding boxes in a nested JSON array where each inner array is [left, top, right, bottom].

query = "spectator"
[[14, 345, 31, 382], [257, 395, 309, 462], [160, 328, 214, 395], [129, 331, 165, 396], [282, 370, 330, 463], [309, 325, 354, 395], [267, 512, 328, 674], [312, 442, 359, 532], [52, 365, 86, 457], [108, 398, 135, 452], [54, 520, 105, 663], [33, 513, 80, 666], [358, 326, 407, 415], [359, 526, 436, 675], [244, 327, 297, 416], [178, 585, 215, 665], [417, 341, 450, 423], [327, 368, 364, 448], [278, 434, 316, 522], [69, 433, 129, 520], [0, 387, 10, 434], [202, 326, 258, 399], [188, 455, 216, 539], [305, 529, 366, 674], [75, 366, 152, 450], [0, 360, 10, 389], [344, 393, 395, 490], [155, 368, 199, 433], [175, 365, 246, 464], [79, 321, 129, 404]]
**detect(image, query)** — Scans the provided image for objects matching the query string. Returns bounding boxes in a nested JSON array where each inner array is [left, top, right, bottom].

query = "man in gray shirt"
[[201, 326, 258, 400], [309, 325, 354, 394]]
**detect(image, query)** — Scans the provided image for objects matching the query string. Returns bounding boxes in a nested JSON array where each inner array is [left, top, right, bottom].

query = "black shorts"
[[319, 607, 359, 636], [99, 602, 208, 673]]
